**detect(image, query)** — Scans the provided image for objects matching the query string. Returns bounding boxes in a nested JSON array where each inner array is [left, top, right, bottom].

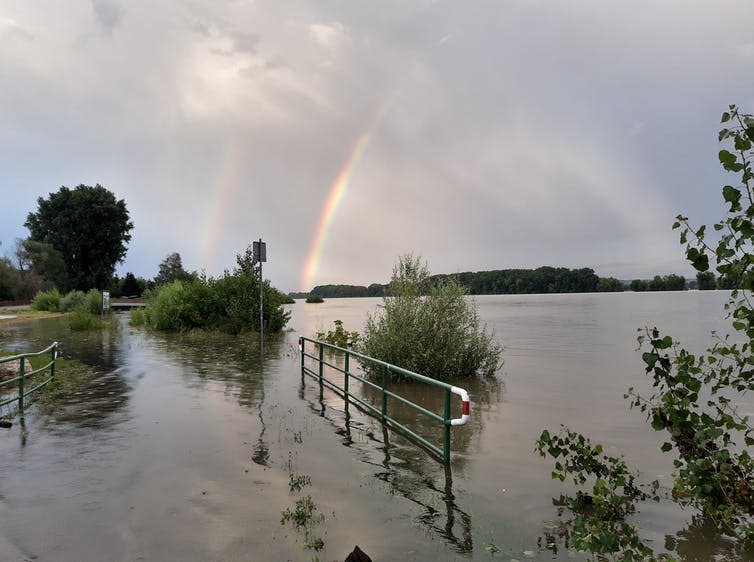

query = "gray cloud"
[[1, 1, 753, 291]]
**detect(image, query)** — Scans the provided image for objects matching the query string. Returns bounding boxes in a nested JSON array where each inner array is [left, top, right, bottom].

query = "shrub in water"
[[32, 289, 62, 312], [84, 289, 103, 315], [360, 254, 502, 380], [69, 306, 98, 331], [60, 290, 87, 312]]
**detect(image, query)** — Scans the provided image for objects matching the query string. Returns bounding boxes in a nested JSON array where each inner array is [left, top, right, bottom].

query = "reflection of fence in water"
[[296, 368, 475, 555]]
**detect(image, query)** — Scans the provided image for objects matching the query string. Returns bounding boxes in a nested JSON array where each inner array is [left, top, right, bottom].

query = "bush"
[[84, 289, 103, 314], [316, 319, 359, 348], [359, 254, 502, 380], [305, 295, 324, 303], [143, 279, 216, 331], [60, 290, 87, 312], [32, 289, 62, 311], [135, 245, 291, 334]]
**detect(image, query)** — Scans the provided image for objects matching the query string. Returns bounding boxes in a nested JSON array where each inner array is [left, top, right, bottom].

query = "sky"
[[1, 1, 753, 293]]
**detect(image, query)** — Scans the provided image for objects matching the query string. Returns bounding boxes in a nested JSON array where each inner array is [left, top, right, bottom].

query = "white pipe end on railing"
[[450, 385, 470, 426]]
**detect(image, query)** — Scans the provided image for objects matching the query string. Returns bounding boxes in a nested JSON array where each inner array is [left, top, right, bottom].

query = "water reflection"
[[296, 357, 487, 555]]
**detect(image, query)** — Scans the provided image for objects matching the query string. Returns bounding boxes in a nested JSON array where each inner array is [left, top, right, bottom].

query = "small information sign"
[[253, 240, 267, 262], [102, 291, 110, 311]]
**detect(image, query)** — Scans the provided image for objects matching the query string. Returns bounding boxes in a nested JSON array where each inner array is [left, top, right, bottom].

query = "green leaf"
[[719, 149, 737, 169], [661, 442, 673, 452], [721, 111, 731, 123]]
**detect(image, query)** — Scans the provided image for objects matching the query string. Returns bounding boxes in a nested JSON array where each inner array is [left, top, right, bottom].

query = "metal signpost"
[[253, 239, 267, 340]]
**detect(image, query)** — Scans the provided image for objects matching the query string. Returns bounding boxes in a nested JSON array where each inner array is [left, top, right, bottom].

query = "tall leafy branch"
[[536, 105, 754, 560]]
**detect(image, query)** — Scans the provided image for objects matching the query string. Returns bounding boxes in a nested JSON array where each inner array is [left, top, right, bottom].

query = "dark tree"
[[155, 252, 193, 285], [24, 184, 133, 291], [696, 271, 717, 290]]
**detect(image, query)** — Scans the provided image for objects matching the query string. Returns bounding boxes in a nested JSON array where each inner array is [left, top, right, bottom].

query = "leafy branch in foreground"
[[537, 105, 754, 560]]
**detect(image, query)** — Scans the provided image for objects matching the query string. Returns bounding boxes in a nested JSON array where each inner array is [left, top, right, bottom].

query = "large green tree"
[[24, 184, 133, 291]]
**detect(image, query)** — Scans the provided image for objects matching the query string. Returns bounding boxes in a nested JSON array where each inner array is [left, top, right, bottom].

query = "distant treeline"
[[288, 267, 734, 299], [291, 267, 689, 298]]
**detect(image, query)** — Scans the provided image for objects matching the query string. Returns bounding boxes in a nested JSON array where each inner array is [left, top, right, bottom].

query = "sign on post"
[[102, 291, 110, 311], [253, 240, 267, 263]]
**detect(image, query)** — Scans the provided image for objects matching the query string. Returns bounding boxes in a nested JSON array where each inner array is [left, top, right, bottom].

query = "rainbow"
[[300, 98, 394, 291], [300, 134, 370, 291], [200, 143, 245, 271]]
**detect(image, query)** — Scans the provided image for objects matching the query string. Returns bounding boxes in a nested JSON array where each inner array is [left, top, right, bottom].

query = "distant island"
[[290, 267, 702, 299]]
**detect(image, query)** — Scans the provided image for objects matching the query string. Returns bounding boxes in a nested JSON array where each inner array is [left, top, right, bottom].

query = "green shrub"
[[32, 289, 62, 312], [143, 279, 216, 331], [360, 254, 502, 380], [305, 295, 324, 303], [60, 290, 86, 312], [84, 289, 103, 314], [316, 319, 359, 348], [136, 245, 290, 334], [129, 308, 146, 326], [68, 307, 98, 330]]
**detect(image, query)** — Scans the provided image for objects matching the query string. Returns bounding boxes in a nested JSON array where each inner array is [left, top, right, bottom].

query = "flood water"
[[1, 292, 752, 561]]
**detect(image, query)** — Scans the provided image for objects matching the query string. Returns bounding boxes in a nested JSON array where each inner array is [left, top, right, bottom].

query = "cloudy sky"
[[1, 1, 753, 292]]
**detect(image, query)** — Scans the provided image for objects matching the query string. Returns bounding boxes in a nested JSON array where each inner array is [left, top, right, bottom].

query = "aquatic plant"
[[360, 254, 502, 380]]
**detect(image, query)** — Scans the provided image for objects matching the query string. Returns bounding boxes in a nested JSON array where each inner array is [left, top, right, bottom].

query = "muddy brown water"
[[1, 292, 752, 561]]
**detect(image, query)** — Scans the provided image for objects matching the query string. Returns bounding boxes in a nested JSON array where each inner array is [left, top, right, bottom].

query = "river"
[[0, 291, 751, 561]]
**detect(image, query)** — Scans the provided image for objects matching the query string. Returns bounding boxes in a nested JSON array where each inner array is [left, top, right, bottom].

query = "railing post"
[[381, 366, 388, 421], [344, 351, 350, 413], [299, 337, 304, 375], [18, 357, 25, 412], [51, 344, 56, 380], [443, 388, 452, 465], [318, 342, 324, 382]]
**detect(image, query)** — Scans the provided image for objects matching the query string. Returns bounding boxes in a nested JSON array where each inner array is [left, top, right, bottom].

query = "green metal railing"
[[298, 336, 470, 464], [0, 342, 58, 413]]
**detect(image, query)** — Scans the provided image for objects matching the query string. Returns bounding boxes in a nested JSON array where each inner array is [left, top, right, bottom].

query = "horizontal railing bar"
[[0, 343, 58, 364], [24, 377, 54, 396], [383, 417, 443, 458], [383, 390, 445, 423], [301, 337, 454, 390]]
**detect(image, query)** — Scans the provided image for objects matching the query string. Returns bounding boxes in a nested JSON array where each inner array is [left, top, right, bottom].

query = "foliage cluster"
[[136, 245, 290, 334], [301, 266, 625, 298], [281, 473, 326, 554], [315, 319, 360, 348], [536, 105, 754, 559], [359, 254, 502, 381], [305, 294, 324, 303], [25, 184, 133, 291], [32, 288, 103, 314], [629, 274, 687, 292]]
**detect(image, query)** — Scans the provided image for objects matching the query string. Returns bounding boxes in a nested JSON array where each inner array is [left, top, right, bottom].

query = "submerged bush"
[[32, 289, 62, 312], [84, 289, 103, 315], [60, 290, 86, 312], [360, 254, 502, 380], [137, 244, 290, 334]]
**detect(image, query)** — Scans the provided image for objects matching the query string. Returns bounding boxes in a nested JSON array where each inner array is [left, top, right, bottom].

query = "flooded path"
[[1, 292, 753, 561]]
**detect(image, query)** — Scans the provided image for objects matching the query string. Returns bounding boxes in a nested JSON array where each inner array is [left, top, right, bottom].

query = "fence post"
[[381, 366, 388, 421], [318, 343, 324, 382], [18, 357, 25, 412], [299, 337, 304, 376], [443, 388, 452, 465], [344, 351, 350, 414], [51, 344, 56, 380]]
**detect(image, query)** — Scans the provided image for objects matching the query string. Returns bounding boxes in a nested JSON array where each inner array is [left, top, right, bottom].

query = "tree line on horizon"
[[292, 267, 733, 299]]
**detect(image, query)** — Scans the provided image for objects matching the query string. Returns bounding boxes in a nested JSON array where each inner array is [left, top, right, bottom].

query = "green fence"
[[0, 342, 58, 413], [298, 336, 470, 464]]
